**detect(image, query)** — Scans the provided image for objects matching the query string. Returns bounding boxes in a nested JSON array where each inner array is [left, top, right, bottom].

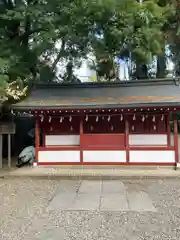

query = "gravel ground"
[[0, 178, 180, 240]]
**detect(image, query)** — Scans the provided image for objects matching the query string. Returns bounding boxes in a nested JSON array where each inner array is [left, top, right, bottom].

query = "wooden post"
[[125, 118, 129, 162], [167, 113, 171, 147], [35, 120, 39, 162], [174, 113, 179, 164], [8, 134, 11, 168], [42, 129, 45, 146], [80, 119, 83, 163], [0, 135, 2, 168]]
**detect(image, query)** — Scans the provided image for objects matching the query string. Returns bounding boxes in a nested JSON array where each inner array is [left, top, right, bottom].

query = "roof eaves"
[[11, 101, 180, 110], [35, 78, 180, 89]]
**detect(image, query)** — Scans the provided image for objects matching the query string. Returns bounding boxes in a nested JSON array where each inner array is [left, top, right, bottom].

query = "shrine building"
[[12, 78, 180, 166]]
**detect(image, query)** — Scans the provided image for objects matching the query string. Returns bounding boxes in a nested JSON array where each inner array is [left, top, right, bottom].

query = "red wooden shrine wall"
[[40, 114, 168, 147], [128, 115, 167, 133], [41, 115, 167, 134], [81, 134, 125, 147]]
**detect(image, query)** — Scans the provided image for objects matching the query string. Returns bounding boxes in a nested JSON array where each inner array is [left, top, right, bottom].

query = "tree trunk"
[[134, 64, 148, 80], [175, 60, 180, 77], [156, 55, 166, 78], [66, 61, 73, 82]]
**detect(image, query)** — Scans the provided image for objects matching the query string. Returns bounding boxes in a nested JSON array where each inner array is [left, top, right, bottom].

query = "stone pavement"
[[48, 180, 156, 212], [4, 166, 180, 179], [1, 178, 180, 240]]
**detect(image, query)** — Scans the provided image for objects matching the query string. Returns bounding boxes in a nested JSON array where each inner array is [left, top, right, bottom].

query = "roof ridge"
[[36, 78, 179, 89]]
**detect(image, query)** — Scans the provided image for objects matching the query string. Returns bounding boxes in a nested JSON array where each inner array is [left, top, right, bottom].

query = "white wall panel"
[[83, 151, 126, 162], [45, 135, 80, 146], [170, 133, 174, 146], [170, 134, 180, 146], [38, 151, 80, 163], [129, 134, 167, 146], [130, 150, 175, 163]]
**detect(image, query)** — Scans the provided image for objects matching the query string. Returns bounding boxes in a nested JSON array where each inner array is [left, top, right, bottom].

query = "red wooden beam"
[[37, 162, 175, 166], [39, 146, 80, 151], [129, 146, 174, 151], [80, 119, 83, 163], [174, 114, 179, 164], [38, 146, 174, 151], [130, 132, 168, 135], [26, 106, 179, 115]]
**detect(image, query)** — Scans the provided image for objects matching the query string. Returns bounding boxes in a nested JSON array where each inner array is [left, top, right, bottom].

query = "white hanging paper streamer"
[[120, 114, 123, 121], [96, 116, 99, 122], [161, 114, 164, 121], [41, 115, 44, 122], [133, 114, 136, 121], [142, 115, 145, 122], [153, 125, 156, 130], [132, 125, 135, 131], [60, 117, 63, 123], [110, 125, 114, 131], [69, 116, 72, 122], [152, 116, 156, 122], [85, 115, 88, 122], [108, 116, 111, 122], [49, 116, 52, 123]]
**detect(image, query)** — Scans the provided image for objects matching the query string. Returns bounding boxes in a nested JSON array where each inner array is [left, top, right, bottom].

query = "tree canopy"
[[0, 0, 177, 104]]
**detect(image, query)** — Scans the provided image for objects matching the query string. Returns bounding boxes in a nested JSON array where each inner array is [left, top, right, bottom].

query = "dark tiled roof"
[[12, 79, 180, 109]]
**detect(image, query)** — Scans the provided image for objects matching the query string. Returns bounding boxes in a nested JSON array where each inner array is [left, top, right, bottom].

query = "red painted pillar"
[[174, 113, 179, 164], [80, 119, 83, 163], [125, 118, 129, 162], [35, 119, 39, 162], [167, 113, 171, 147]]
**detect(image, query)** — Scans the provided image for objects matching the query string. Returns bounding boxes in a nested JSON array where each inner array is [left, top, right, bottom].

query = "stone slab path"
[[48, 180, 156, 212], [1, 178, 180, 240]]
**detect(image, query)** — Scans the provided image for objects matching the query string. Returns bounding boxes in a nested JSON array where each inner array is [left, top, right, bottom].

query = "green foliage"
[[0, 0, 173, 93], [164, 0, 180, 75], [87, 0, 168, 78]]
